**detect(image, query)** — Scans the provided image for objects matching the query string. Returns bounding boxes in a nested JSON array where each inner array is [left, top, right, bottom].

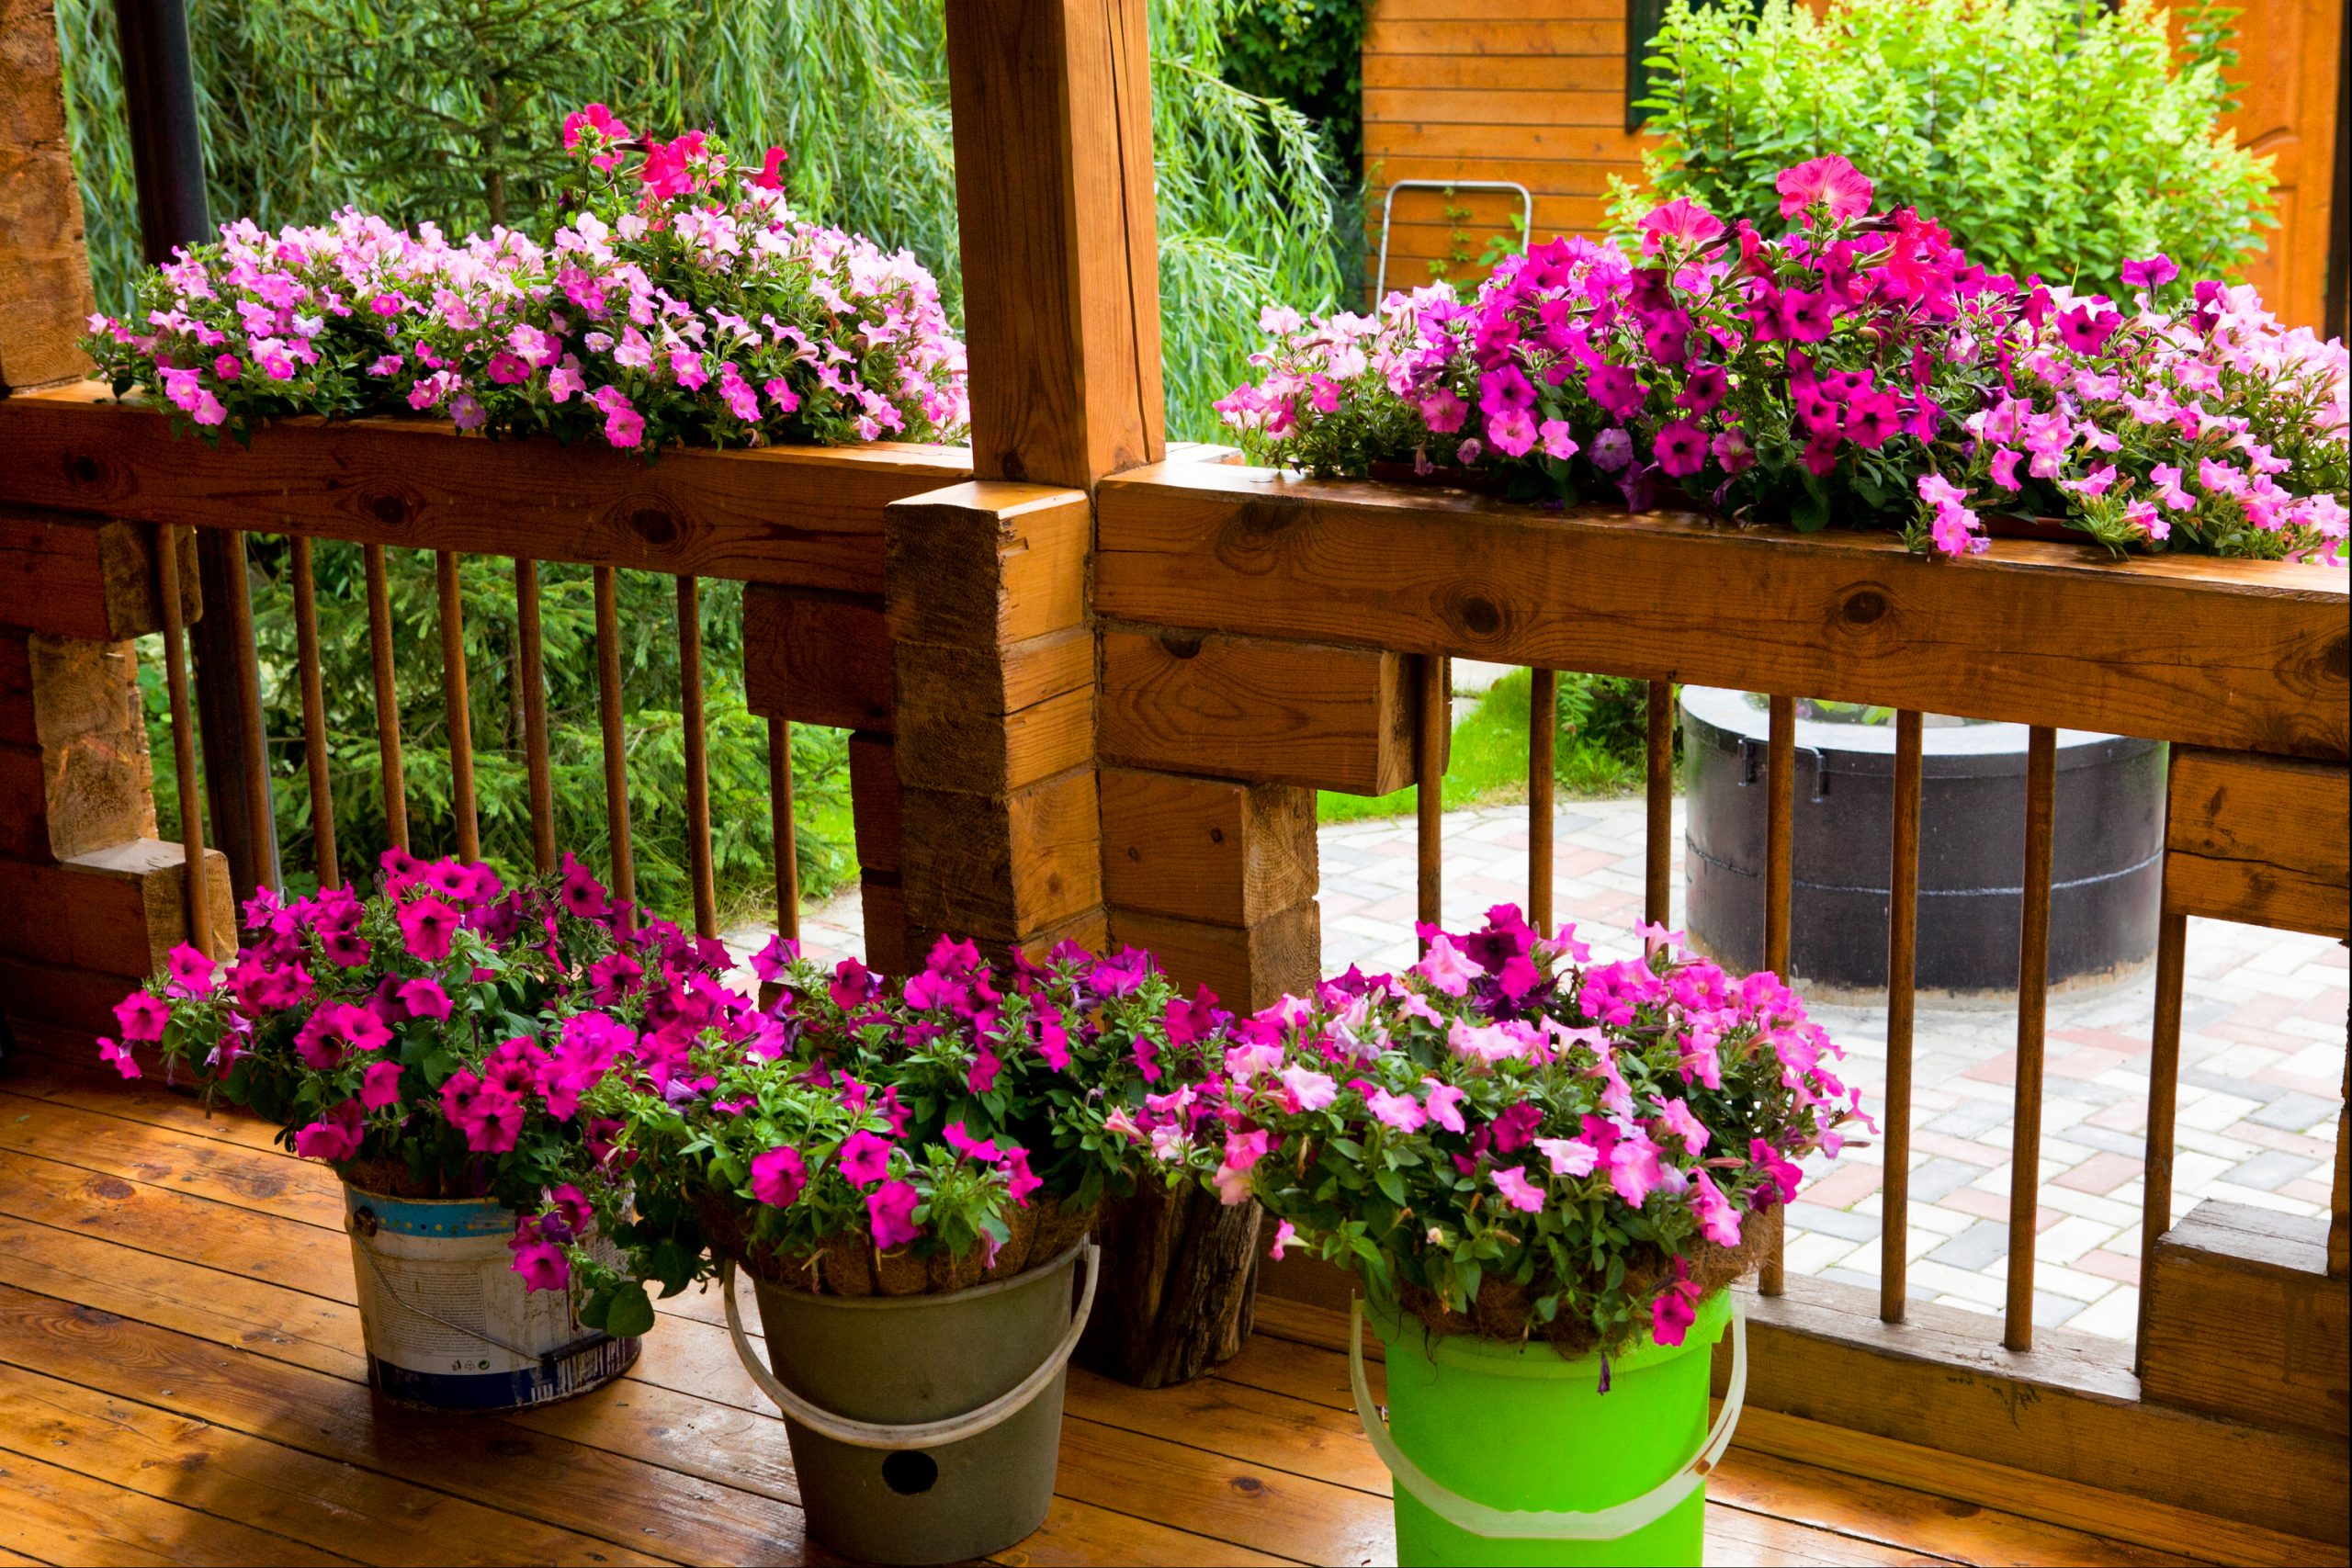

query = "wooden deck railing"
[[1093, 457, 2352, 1540], [0, 380, 975, 980]]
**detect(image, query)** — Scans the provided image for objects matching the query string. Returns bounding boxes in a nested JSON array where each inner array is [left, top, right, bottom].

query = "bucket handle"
[[721, 1241, 1100, 1452], [1349, 1294, 1747, 1540]]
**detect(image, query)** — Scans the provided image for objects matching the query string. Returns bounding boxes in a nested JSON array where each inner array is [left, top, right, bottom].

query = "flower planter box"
[[0, 385, 972, 590], [1093, 461, 2349, 764]]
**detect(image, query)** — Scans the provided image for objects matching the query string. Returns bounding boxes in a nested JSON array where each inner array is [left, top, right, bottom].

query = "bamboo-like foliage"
[[57, 0, 1345, 924], [55, 0, 1347, 438]]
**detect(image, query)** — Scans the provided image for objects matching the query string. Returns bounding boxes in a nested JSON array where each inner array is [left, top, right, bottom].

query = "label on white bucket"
[[345, 1187, 634, 1411]]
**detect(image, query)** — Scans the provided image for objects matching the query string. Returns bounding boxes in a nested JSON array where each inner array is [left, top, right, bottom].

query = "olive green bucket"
[[723, 1241, 1098, 1566], [1353, 1291, 1746, 1567]]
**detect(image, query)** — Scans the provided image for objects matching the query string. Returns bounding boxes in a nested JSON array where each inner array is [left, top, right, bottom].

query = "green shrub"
[[1614, 0, 2275, 294]]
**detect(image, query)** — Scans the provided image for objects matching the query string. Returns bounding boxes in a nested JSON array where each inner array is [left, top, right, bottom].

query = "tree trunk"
[[1076, 1179, 1261, 1389]]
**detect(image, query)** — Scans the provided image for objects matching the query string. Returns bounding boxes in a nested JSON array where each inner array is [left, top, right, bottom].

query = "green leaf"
[[603, 1281, 656, 1339]]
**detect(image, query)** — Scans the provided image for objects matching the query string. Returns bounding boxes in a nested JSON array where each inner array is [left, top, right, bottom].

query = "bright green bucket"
[[1353, 1291, 1745, 1567]]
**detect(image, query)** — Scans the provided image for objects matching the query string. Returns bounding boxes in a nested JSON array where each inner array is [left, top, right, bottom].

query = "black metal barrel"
[[1679, 687, 2164, 995]]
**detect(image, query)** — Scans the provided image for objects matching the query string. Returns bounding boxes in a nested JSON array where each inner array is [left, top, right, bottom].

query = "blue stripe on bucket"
[[368, 1337, 639, 1411], [346, 1190, 513, 1238]]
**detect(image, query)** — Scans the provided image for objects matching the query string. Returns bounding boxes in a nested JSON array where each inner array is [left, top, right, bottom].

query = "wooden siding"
[[1362, 0, 2345, 327], [1362, 0, 1652, 289]]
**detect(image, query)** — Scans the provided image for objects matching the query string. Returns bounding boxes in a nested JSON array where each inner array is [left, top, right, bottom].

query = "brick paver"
[[749, 792, 2345, 1346]]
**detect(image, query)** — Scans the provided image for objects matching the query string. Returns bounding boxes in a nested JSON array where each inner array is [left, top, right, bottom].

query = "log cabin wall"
[[1361, 0, 2346, 328]]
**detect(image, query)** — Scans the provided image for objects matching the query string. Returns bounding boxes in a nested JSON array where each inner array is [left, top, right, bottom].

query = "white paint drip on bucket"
[[343, 1183, 639, 1411]]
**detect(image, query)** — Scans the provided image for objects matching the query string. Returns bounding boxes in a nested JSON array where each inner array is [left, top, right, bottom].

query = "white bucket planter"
[[344, 1184, 639, 1411]]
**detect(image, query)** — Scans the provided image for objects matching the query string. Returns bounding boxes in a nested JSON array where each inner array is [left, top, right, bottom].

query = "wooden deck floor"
[[0, 1025, 2285, 1567]]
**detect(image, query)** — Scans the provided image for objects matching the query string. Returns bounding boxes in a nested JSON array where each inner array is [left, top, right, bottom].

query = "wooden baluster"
[[1760, 693, 1795, 1296], [770, 718, 800, 942], [2007, 724, 2058, 1352], [154, 525, 211, 950], [594, 567, 636, 930], [435, 551, 479, 862], [2135, 905, 2188, 1375], [1881, 709, 1923, 1322], [363, 544, 408, 852], [224, 531, 277, 891], [1529, 668, 1555, 936], [678, 575, 718, 941], [289, 537, 338, 891], [1417, 653, 1445, 951], [1645, 679, 1674, 931], [514, 558, 556, 875]]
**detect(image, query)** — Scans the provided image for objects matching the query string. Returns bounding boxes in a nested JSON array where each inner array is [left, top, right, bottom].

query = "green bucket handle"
[[722, 1240, 1100, 1452], [1349, 1294, 1747, 1540]]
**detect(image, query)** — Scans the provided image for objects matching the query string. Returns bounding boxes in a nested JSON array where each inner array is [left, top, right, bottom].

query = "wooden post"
[[0, 0, 97, 395], [934, 0, 1261, 1388]]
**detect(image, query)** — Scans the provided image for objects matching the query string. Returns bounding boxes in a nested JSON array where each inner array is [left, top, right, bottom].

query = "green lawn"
[[1317, 668, 1657, 824]]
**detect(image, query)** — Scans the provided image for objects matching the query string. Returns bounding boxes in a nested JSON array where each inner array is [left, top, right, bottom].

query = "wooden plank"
[[1364, 15, 1623, 49], [0, 1445, 352, 1567], [0, 0, 96, 392], [893, 627, 1094, 795], [1364, 86, 1626, 127], [0, 840, 233, 977], [0, 1361, 664, 1567], [0, 953, 175, 1034], [23, 633, 161, 860], [1364, 153, 1650, 196], [861, 871, 910, 976], [2165, 748, 2351, 937], [1363, 52, 1623, 90], [1094, 463, 2352, 761], [0, 634, 34, 750], [1099, 768, 1317, 927], [1723, 1274, 2352, 1545], [0, 387, 972, 590], [0, 1282, 815, 1567], [847, 731, 901, 875], [883, 482, 1091, 647], [2141, 1201, 2349, 1437], [899, 766, 1102, 943], [741, 588, 894, 732], [1108, 903, 1319, 1013], [1366, 119, 1647, 163], [0, 509, 201, 640], [943, 0, 1164, 489], [1100, 628, 1424, 795]]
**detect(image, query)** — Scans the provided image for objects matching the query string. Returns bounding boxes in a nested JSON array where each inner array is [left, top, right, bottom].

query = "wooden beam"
[[944, 0, 1164, 488], [2141, 1201, 2348, 1438], [0, 387, 971, 589], [1094, 462, 2352, 762], [899, 766, 1104, 947], [1100, 767, 1317, 927], [0, 509, 202, 641], [894, 627, 1094, 795], [2165, 748, 2351, 938], [1100, 627, 1424, 795], [741, 588, 894, 733], [845, 731, 901, 876], [883, 481, 1091, 647], [0, 839, 234, 976], [1108, 903, 1320, 1013], [25, 635, 159, 861], [0, 0, 96, 392], [1718, 1273, 2351, 1545]]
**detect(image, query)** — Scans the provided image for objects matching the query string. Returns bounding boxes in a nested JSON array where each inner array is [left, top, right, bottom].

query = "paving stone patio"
[[759, 794, 2347, 1344]]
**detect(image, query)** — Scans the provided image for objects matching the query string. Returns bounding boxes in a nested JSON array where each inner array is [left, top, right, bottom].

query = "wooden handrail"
[[0, 384, 973, 590], [1095, 459, 2351, 762]]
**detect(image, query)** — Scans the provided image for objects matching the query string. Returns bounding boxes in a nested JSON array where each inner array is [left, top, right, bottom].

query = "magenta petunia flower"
[[359, 1059, 403, 1111], [751, 1145, 808, 1207], [1651, 418, 1707, 478], [838, 1129, 892, 1187], [398, 976, 452, 1022], [114, 991, 170, 1043], [293, 1099, 365, 1163], [867, 1179, 922, 1250], [1492, 1166, 1545, 1213], [398, 897, 459, 963], [96, 1035, 142, 1080], [1774, 155, 1874, 222]]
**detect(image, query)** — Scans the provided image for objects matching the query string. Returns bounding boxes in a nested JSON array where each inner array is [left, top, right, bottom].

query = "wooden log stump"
[[1077, 1176, 1261, 1390]]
